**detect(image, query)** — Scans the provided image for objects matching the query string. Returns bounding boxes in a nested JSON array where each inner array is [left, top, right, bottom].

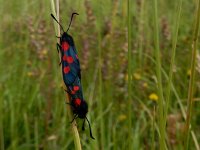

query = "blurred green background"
[[0, 0, 200, 149]]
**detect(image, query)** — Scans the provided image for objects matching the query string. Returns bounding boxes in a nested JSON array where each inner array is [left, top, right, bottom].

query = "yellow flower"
[[117, 114, 127, 122], [149, 93, 158, 102], [133, 73, 141, 80]]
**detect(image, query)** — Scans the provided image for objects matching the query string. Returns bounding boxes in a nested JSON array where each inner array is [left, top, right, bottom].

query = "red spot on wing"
[[74, 98, 81, 106], [71, 90, 75, 94], [63, 55, 67, 61], [67, 56, 74, 63], [62, 42, 69, 51], [73, 86, 79, 91], [64, 66, 70, 74]]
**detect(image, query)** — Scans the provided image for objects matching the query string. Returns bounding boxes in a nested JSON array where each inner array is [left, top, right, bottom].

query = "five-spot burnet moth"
[[51, 13, 95, 139]]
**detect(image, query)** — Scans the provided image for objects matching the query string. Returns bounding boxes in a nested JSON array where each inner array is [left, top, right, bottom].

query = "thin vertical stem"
[[152, 0, 165, 149], [34, 119, 39, 150], [95, 2, 104, 148], [151, 105, 156, 150], [56, 0, 60, 37], [97, 21, 104, 150], [98, 32, 104, 148], [0, 14, 2, 149], [128, 0, 133, 149], [50, 0, 57, 35], [138, 0, 145, 69], [164, 0, 183, 126], [24, 113, 30, 145], [50, 0, 82, 149], [0, 95, 4, 150], [184, 0, 200, 149]]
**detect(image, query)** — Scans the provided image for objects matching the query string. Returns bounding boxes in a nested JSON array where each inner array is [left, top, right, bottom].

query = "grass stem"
[[151, 105, 156, 150], [152, 0, 166, 149], [184, 0, 200, 149], [128, 0, 133, 149], [97, 19, 104, 150], [164, 0, 183, 128], [50, 0, 82, 149], [0, 94, 4, 150]]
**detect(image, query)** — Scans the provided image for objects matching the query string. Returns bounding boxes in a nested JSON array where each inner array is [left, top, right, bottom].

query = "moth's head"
[[61, 32, 74, 46]]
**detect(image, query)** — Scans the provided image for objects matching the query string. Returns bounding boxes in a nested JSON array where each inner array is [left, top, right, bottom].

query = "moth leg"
[[65, 102, 73, 106], [64, 89, 71, 96], [78, 70, 81, 80], [66, 102, 70, 105], [56, 43, 61, 54], [70, 114, 78, 123], [66, 90, 71, 95], [56, 43, 62, 65]]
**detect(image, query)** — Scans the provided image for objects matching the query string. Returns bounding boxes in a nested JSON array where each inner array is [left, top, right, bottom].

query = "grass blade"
[[184, 0, 200, 149], [128, 0, 133, 149], [152, 0, 165, 149], [164, 0, 183, 129], [50, 0, 82, 149]]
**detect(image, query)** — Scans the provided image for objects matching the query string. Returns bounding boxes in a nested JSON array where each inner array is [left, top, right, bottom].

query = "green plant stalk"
[[128, 0, 133, 149], [24, 113, 30, 145], [0, 19, 2, 149], [98, 24, 104, 149], [95, 2, 105, 147], [164, 0, 183, 126], [50, 0, 82, 149], [0, 121, 3, 150], [138, 0, 144, 69], [0, 94, 4, 150], [152, 0, 165, 149], [10, 98, 16, 149], [50, 0, 58, 36], [184, 0, 200, 149], [151, 105, 156, 150], [106, 1, 118, 145], [34, 119, 39, 150]]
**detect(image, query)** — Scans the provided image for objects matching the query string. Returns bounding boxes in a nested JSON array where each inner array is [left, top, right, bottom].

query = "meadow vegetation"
[[0, 0, 200, 149]]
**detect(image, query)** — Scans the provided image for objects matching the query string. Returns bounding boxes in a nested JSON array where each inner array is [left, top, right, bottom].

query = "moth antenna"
[[86, 117, 95, 140], [51, 14, 65, 33], [66, 12, 79, 32]]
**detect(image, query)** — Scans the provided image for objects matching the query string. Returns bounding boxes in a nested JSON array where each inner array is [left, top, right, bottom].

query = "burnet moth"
[[51, 13, 95, 139]]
